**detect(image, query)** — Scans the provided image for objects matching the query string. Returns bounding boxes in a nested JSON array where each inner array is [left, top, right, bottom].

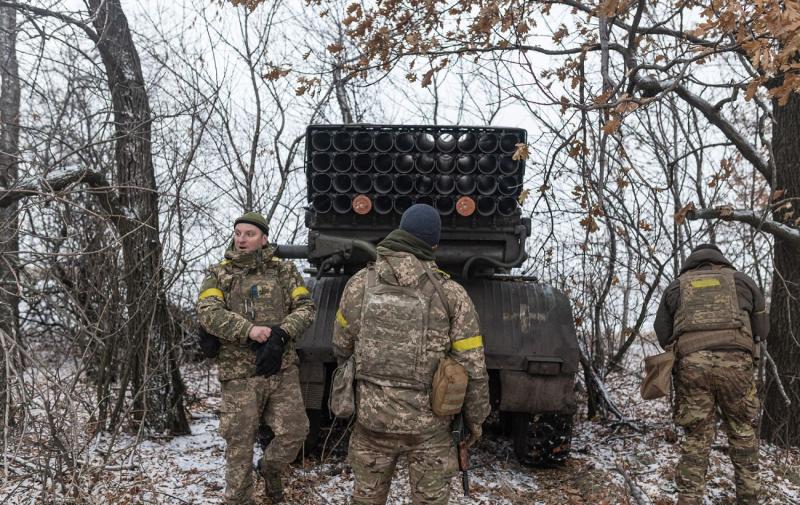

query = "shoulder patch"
[[435, 268, 451, 279], [219, 259, 231, 266]]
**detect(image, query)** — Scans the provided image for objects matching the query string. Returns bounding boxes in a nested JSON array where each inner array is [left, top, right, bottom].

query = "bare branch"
[[615, 463, 653, 505], [633, 77, 772, 185], [0, 1, 99, 42], [687, 206, 800, 247], [0, 167, 113, 208]]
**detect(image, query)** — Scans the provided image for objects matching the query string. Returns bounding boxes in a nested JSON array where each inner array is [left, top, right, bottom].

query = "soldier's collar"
[[224, 245, 277, 270]]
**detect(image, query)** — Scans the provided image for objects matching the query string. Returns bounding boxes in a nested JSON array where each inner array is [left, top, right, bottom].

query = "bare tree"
[[0, 0, 189, 434], [0, 0, 19, 432]]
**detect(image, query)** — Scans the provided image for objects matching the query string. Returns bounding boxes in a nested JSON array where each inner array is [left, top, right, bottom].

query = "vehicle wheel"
[[510, 412, 573, 467], [304, 408, 322, 451]]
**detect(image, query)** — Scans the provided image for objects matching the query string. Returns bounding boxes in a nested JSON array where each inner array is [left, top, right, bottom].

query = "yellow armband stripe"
[[292, 286, 310, 299], [336, 310, 349, 329], [199, 288, 224, 301], [452, 335, 483, 352]]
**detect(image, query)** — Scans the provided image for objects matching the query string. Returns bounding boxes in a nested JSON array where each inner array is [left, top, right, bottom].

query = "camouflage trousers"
[[348, 423, 458, 505], [219, 365, 309, 505], [674, 350, 760, 505]]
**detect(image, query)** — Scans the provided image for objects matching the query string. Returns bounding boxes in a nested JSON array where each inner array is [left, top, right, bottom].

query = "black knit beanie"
[[399, 204, 441, 246]]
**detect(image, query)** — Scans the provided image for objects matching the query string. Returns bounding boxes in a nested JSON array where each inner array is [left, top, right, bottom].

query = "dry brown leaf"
[[512, 143, 530, 161], [602, 117, 621, 135], [673, 202, 696, 224], [580, 215, 599, 233], [262, 64, 290, 81]]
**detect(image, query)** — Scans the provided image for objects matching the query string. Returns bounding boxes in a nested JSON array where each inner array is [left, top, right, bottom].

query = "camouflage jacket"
[[197, 245, 316, 382], [333, 249, 490, 435]]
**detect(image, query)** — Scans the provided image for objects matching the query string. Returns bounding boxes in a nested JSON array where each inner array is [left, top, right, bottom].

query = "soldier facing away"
[[654, 244, 769, 505], [333, 203, 491, 505], [196, 212, 315, 505]]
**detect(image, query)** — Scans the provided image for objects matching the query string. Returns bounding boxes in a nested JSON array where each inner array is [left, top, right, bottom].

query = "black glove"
[[253, 326, 289, 378], [198, 325, 221, 359]]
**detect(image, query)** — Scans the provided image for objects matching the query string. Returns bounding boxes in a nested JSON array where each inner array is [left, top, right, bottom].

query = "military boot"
[[261, 465, 284, 504]]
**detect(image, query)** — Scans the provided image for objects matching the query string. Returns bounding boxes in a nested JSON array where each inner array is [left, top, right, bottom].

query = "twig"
[[8, 455, 39, 473], [321, 415, 355, 464], [146, 489, 192, 504], [764, 348, 792, 406], [320, 417, 338, 464], [578, 339, 641, 430], [615, 463, 653, 505], [74, 459, 139, 471]]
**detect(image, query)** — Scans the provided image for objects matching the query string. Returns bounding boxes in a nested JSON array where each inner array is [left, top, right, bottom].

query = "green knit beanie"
[[234, 211, 269, 236]]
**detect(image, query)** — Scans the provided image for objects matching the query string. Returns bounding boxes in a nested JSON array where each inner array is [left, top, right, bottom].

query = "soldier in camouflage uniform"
[[654, 244, 769, 505], [197, 212, 315, 505], [333, 204, 491, 505]]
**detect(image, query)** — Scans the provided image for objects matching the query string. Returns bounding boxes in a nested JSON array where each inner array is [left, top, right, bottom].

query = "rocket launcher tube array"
[[307, 127, 525, 217]]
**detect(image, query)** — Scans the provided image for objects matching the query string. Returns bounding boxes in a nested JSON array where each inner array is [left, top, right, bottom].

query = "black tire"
[[304, 408, 322, 452], [510, 412, 573, 467]]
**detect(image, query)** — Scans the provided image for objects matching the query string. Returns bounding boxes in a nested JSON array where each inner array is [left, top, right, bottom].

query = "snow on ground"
[[2, 341, 800, 504]]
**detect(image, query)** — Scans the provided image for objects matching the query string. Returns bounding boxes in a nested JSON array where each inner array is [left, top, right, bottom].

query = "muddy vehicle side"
[[277, 124, 579, 465]]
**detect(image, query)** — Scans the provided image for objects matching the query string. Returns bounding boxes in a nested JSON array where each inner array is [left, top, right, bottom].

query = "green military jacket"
[[333, 249, 491, 435], [197, 245, 316, 382]]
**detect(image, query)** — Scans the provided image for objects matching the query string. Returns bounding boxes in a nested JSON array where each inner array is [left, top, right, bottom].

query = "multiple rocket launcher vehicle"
[[274, 124, 579, 465]]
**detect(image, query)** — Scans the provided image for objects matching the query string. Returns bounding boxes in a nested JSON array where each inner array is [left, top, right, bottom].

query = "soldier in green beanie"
[[197, 212, 315, 504]]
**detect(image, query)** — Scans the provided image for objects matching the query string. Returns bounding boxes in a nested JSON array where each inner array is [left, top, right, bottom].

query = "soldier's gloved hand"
[[465, 422, 482, 448], [197, 326, 221, 359], [269, 326, 289, 346], [253, 326, 289, 378]]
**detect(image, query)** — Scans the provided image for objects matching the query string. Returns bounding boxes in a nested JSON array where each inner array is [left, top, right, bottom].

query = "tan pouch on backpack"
[[640, 345, 675, 400], [328, 356, 356, 418], [431, 356, 468, 416]]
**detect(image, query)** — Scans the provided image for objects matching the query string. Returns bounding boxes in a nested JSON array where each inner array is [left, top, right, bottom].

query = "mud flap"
[[499, 370, 577, 414]]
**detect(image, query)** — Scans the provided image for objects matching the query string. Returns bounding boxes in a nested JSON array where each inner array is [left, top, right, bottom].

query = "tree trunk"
[[0, 0, 20, 430], [87, 0, 188, 434], [761, 91, 800, 446]]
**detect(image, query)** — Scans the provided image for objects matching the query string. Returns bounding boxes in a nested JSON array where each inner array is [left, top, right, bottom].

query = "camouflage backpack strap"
[[358, 264, 378, 338], [422, 266, 452, 321], [366, 263, 378, 288]]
